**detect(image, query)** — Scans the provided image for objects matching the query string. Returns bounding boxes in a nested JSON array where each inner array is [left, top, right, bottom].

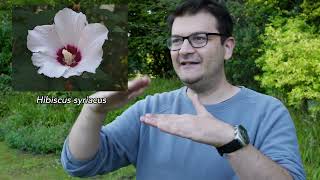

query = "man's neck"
[[186, 78, 240, 105]]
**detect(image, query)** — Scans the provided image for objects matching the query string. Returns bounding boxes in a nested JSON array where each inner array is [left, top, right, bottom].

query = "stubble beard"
[[177, 65, 225, 94], [179, 73, 206, 92], [180, 75, 202, 86]]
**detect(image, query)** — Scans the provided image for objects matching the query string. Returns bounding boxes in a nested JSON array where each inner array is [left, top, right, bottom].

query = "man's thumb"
[[189, 93, 207, 115]]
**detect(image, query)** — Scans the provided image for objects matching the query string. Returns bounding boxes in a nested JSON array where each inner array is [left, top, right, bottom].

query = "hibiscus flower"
[[27, 8, 109, 78]]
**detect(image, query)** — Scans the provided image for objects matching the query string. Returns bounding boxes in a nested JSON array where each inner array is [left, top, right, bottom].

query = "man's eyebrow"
[[171, 35, 182, 38], [171, 31, 212, 37]]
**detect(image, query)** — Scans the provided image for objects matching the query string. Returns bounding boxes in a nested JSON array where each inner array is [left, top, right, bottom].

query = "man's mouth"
[[180, 62, 201, 65]]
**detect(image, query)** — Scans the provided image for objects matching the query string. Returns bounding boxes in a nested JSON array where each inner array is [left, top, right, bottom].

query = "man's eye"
[[172, 38, 182, 44], [192, 36, 206, 41]]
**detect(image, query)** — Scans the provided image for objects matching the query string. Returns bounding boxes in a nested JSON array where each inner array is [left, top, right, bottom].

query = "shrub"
[[256, 17, 320, 120], [0, 91, 84, 153], [0, 11, 12, 67], [0, 78, 182, 154], [5, 124, 71, 154]]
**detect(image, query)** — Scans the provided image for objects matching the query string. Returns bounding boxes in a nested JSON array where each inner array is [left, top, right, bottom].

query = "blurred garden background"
[[0, 0, 319, 179]]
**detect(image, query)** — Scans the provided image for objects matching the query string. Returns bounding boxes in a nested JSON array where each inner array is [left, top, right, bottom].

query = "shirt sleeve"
[[60, 100, 144, 177], [254, 100, 306, 180]]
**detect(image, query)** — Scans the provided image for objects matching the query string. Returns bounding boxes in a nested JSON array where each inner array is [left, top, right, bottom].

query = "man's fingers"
[[189, 93, 207, 115], [127, 76, 151, 94], [140, 114, 194, 139], [140, 114, 158, 127], [128, 86, 146, 100], [140, 114, 178, 127]]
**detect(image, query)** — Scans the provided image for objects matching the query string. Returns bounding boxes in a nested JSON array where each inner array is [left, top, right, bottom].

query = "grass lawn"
[[292, 112, 320, 179], [0, 141, 135, 180]]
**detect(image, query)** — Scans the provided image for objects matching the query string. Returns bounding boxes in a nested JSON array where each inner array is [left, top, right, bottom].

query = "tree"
[[225, 0, 303, 90], [0, 11, 12, 91], [256, 16, 320, 119], [128, 0, 177, 78]]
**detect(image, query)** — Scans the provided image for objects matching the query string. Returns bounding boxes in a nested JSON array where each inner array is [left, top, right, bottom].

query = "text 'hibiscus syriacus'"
[[27, 8, 109, 78]]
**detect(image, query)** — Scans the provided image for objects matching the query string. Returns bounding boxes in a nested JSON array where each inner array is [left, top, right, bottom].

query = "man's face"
[[170, 11, 230, 86]]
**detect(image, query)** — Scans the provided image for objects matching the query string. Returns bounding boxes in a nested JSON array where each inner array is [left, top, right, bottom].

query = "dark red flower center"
[[56, 45, 82, 67]]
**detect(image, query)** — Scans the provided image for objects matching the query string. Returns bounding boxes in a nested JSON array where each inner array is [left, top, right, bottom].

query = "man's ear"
[[223, 37, 235, 61]]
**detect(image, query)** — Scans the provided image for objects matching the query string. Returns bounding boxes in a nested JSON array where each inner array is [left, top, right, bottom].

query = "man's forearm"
[[227, 145, 292, 180], [68, 105, 106, 161]]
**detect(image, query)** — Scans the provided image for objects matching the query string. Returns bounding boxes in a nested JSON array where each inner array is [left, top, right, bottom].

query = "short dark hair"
[[167, 0, 233, 44]]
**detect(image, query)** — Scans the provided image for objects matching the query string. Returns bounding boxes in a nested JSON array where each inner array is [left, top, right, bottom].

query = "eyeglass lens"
[[168, 33, 208, 51]]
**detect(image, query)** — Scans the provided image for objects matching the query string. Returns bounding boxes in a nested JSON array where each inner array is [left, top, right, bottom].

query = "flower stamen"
[[56, 45, 82, 67], [62, 49, 76, 65]]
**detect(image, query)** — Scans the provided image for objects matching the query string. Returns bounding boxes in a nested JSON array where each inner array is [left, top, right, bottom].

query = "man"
[[61, 0, 306, 179]]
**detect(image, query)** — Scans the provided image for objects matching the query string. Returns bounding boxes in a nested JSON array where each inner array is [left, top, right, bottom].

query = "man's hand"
[[68, 76, 150, 161], [140, 92, 234, 147], [85, 76, 151, 114]]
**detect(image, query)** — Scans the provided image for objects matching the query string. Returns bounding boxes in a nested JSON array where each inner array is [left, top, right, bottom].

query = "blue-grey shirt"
[[61, 87, 306, 180]]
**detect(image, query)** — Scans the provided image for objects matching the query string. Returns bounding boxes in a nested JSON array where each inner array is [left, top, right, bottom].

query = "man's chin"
[[179, 76, 202, 85]]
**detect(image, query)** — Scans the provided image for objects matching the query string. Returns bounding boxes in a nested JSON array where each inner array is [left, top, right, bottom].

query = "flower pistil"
[[62, 49, 75, 65], [56, 45, 82, 67]]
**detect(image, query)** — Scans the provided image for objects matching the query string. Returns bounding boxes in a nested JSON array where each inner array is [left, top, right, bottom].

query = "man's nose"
[[179, 39, 195, 54]]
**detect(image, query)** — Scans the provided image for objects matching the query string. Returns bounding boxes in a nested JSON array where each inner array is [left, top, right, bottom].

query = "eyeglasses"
[[167, 32, 225, 51]]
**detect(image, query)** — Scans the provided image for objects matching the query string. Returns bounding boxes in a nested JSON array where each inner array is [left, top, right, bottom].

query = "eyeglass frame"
[[166, 32, 226, 51]]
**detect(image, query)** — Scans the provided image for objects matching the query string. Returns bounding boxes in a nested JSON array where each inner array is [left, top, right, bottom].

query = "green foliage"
[[4, 125, 69, 154], [0, 74, 11, 92], [0, 92, 84, 153], [0, 10, 12, 98], [256, 17, 320, 119], [128, 0, 177, 78], [225, 0, 304, 90], [0, 78, 182, 154], [300, 0, 320, 30], [225, 1, 264, 90], [0, 11, 12, 89], [291, 109, 320, 180], [3, 0, 128, 7]]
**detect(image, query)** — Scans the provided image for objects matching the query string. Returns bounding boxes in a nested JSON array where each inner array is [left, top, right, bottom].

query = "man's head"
[[167, 0, 235, 91], [167, 0, 233, 44]]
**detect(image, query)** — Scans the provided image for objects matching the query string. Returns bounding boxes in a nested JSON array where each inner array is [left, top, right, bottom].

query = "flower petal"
[[27, 25, 63, 57], [31, 53, 69, 78], [61, 52, 102, 78], [76, 23, 109, 73], [54, 8, 88, 46], [62, 69, 83, 78]]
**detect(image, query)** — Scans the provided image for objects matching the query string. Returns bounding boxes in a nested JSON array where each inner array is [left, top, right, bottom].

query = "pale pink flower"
[[27, 8, 108, 78]]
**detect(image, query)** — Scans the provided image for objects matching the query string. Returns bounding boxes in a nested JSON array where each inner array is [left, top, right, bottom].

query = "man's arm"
[[67, 105, 105, 161], [140, 92, 304, 180], [66, 77, 150, 161], [140, 115, 293, 180], [228, 144, 292, 180]]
